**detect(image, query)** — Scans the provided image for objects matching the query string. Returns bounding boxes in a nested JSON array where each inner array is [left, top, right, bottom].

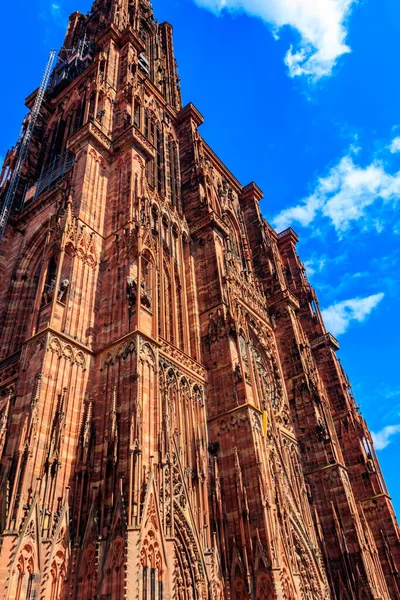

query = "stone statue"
[[126, 276, 137, 306], [57, 278, 69, 302], [140, 280, 152, 309]]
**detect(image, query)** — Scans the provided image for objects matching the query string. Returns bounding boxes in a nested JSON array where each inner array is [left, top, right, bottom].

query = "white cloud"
[[193, 0, 356, 79], [389, 137, 400, 154], [272, 154, 400, 234], [303, 256, 326, 276], [49, 2, 64, 26], [371, 424, 400, 450], [321, 293, 384, 336]]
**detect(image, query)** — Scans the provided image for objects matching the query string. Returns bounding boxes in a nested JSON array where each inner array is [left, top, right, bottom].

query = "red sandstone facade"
[[0, 1, 399, 598]]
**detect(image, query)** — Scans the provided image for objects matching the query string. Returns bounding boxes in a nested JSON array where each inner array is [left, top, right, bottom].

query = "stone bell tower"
[[0, 0, 398, 599]]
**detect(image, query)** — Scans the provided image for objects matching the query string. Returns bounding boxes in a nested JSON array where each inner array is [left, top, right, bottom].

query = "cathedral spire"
[[88, 0, 154, 33], [61, 0, 181, 109]]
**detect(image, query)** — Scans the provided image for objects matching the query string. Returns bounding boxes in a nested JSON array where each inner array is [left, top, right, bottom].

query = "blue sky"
[[1, 0, 399, 512]]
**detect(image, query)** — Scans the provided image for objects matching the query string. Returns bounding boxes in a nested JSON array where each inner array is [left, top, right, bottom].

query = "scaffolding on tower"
[[0, 49, 56, 242]]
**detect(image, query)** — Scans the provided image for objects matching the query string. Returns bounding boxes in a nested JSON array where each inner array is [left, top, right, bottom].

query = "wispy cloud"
[[371, 424, 400, 450], [321, 293, 384, 336], [389, 137, 400, 154], [272, 141, 400, 234], [50, 3, 64, 25], [193, 0, 357, 80], [303, 256, 326, 277], [39, 1, 66, 31]]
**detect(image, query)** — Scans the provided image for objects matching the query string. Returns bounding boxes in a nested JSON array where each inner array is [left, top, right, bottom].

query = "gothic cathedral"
[[0, 1, 399, 599]]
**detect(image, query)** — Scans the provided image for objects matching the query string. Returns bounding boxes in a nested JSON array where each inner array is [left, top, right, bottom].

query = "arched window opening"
[[140, 531, 163, 600], [99, 59, 106, 82], [139, 24, 153, 80], [157, 270, 161, 338], [151, 207, 159, 233], [53, 118, 67, 159], [232, 578, 249, 600], [156, 125, 164, 195], [141, 254, 153, 311], [144, 111, 155, 144], [77, 548, 95, 600], [224, 216, 242, 268], [161, 217, 169, 252], [74, 93, 86, 133], [50, 554, 66, 600], [45, 117, 66, 167], [164, 269, 174, 345], [88, 93, 96, 122], [171, 226, 179, 259], [256, 574, 274, 600], [168, 137, 180, 209], [41, 256, 58, 306], [107, 539, 124, 600], [239, 334, 249, 373], [144, 112, 157, 188], [146, 158, 155, 189], [96, 92, 106, 125], [249, 342, 273, 411], [134, 98, 141, 129], [12, 549, 35, 600], [176, 275, 184, 350]]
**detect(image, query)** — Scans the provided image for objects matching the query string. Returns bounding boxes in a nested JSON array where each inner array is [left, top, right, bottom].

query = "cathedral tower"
[[0, 1, 399, 599]]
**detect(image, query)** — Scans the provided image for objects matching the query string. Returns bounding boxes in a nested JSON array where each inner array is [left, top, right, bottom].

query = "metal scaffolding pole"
[[0, 49, 56, 242]]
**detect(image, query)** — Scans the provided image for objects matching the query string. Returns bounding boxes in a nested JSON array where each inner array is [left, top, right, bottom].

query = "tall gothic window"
[[144, 111, 155, 144], [88, 92, 96, 122], [139, 23, 154, 80], [134, 98, 141, 129], [249, 342, 272, 411], [77, 548, 95, 600], [41, 256, 58, 306], [168, 137, 180, 209], [146, 159, 155, 189], [140, 530, 163, 600], [176, 274, 184, 350], [53, 118, 67, 158], [163, 267, 174, 345], [141, 254, 153, 311], [145, 112, 162, 190], [156, 125, 164, 195], [73, 93, 86, 133]]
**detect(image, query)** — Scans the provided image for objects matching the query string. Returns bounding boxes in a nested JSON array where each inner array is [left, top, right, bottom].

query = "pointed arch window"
[[53, 118, 67, 159], [77, 547, 95, 600], [163, 268, 174, 345], [99, 58, 106, 83], [73, 92, 86, 133], [96, 92, 106, 124], [134, 98, 142, 129], [146, 159, 155, 189], [144, 111, 155, 144], [168, 137, 180, 209], [140, 531, 163, 600], [12, 549, 35, 600], [88, 92, 96, 122], [41, 256, 58, 306], [249, 342, 273, 410], [176, 274, 184, 350], [156, 124, 164, 195], [139, 23, 154, 80], [141, 253, 153, 311]]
